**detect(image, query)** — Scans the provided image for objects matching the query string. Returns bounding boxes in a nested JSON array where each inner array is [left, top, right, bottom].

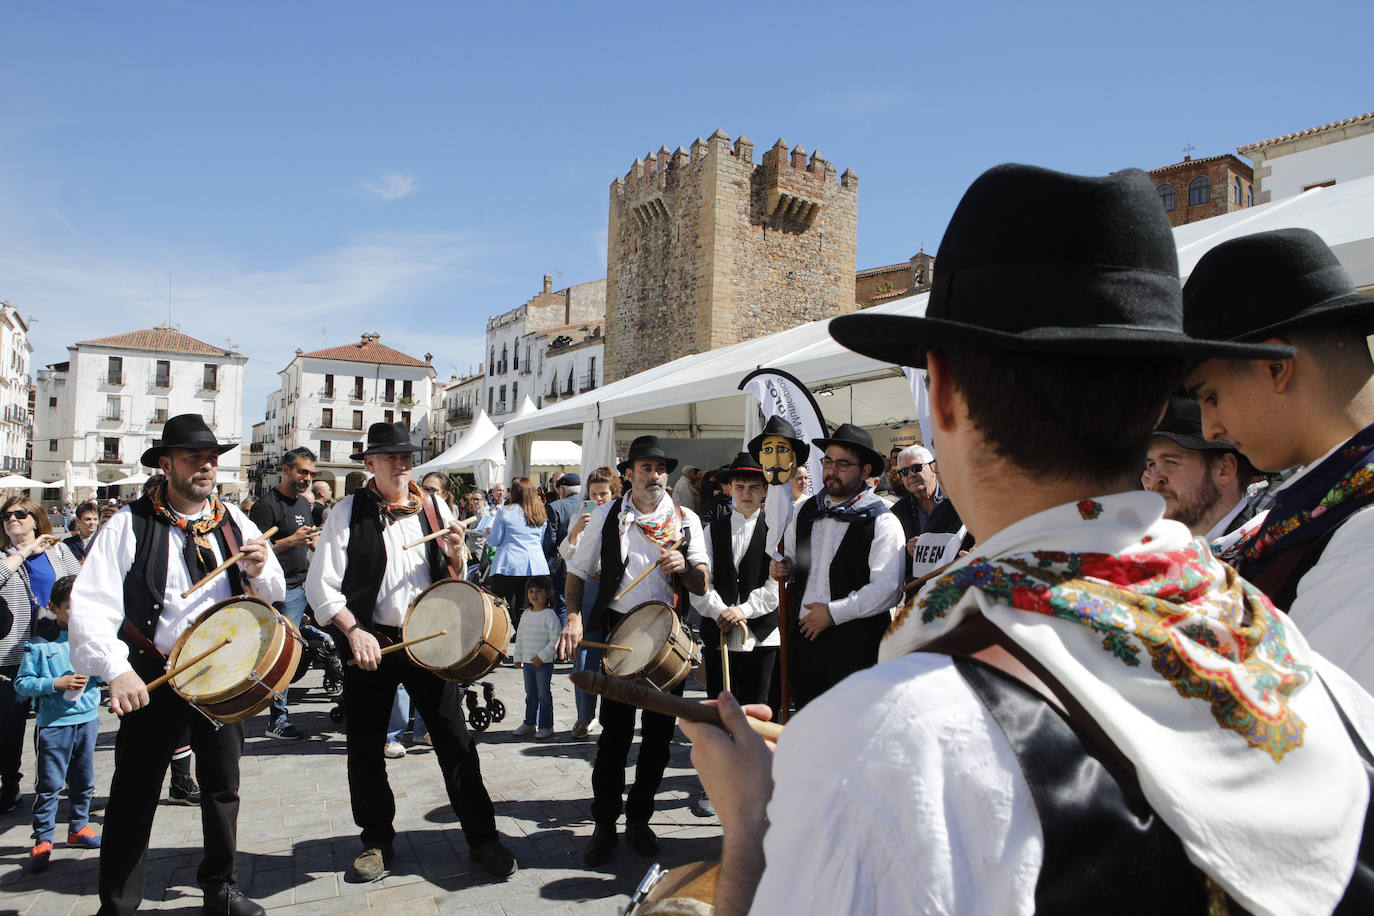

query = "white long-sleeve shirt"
[[781, 494, 905, 624], [69, 503, 286, 684], [306, 493, 463, 629], [690, 507, 780, 649], [566, 493, 707, 613], [512, 607, 561, 664]]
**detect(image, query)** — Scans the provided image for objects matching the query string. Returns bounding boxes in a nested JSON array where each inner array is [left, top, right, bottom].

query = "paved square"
[[0, 663, 723, 914]]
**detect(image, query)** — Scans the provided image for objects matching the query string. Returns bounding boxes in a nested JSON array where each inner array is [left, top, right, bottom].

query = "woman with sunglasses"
[[0, 496, 83, 814]]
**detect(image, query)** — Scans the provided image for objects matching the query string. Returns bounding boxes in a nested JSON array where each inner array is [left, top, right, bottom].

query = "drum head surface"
[[407, 580, 487, 666], [605, 603, 674, 677], [172, 600, 276, 695]]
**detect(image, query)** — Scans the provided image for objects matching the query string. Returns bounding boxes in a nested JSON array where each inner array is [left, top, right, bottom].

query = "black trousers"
[[703, 645, 777, 708], [787, 613, 888, 710], [591, 679, 683, 827], [343, 642, 498, 851], [487, 574, 528, 633], [99, 683, 243, 915], [0, 662, 30, 791]]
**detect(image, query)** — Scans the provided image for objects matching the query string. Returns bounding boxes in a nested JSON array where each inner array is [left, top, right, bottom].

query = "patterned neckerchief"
[[367, 478, 424, 523], [1238, 420, 1374, 576], [147, 478, 229, 576], [619, 492, 681, 549]]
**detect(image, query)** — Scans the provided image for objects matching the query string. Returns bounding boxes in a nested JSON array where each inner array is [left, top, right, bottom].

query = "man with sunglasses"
[[770, 423, 904, 710]]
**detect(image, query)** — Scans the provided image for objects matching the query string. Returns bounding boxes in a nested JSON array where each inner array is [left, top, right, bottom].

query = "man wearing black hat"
[[1182, 227, 1374, 689], [1143, 397, 1259, 544], [557, 435, 709, 867], [682, 167, 1371, 915], [769, 422, 904, 711], [305, 422, 518, 883], [69, 414, 285, 915]]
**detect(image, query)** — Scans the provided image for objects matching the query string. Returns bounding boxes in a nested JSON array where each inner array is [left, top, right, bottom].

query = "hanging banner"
[[903, 367, 934, 458]]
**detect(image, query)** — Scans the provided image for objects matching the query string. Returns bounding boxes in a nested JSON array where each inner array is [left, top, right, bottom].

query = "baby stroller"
[[299, 620, 345, 699]]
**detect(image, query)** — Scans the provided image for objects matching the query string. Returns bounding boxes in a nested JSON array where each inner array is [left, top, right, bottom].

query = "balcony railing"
[[200, 382, 219, 393], [447, 406, 473, 423], [579, 373, 597, 393], [152, 377, 170, 389], [519, 365, 531, 376], [98, 454, 121, 464], [106, 374, 122, 386], [100, 411, 122, 423], [150, 410, 168, 424], [495, 361, 508, 375], [493, 401, 508, 414]]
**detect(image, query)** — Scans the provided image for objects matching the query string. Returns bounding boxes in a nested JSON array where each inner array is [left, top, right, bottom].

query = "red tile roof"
[[298, 337, 430, 367], [78, 326, 238, 357], [856, 262, 912, 279], [1239, 111, 1374, 153], [1147, 154, 1251, 176], [868, 287, 919, 303]]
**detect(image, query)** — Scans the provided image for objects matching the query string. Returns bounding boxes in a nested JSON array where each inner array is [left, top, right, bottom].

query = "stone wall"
[[1148, 155, 1253, 228], [605, 129, 858, 381]]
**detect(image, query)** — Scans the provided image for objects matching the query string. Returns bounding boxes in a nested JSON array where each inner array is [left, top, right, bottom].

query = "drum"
[[168, 596, 303, 723], [629, 860, 719, 915], [403, 578, 512, 683], [604, 601, 698, 692]]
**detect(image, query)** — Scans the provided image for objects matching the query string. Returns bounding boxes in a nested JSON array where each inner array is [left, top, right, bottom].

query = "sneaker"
[[470, 838, 518, 878], [690, 793, 716, 818], [383, 741, 406, 759], [169, 775, 201, 806], [512, 723, 535, 737], [570, 721, 589, 739], [583, 823, 618, 867], [201, 879, 265, 915], [347, 843, 393, 883], [535, 727, 554, 739], [0, 782, 20, 813], [625, 821, 659, 857], [265, 720, 303, 741], [67, 825, 101, 848], [415, 732, 432, 746], [29, 840, 52, 872]]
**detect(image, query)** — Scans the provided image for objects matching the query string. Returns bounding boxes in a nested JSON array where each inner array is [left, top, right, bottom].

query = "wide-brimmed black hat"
[[351, 422, 424, 461], [1184, 228, 1374, 343], [747, 416, 812, 466], [617, 436, 678, 474], [140, 414, 236, 467], [811, 423, 884, 474], [828, 164, 1294, 368], [720, 452, 767, 482], [1152, 397, 1236, 452]]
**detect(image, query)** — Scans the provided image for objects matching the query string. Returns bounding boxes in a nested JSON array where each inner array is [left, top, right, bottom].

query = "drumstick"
[[613, 536, 685, 601], [902, 558, 960, 595], [720, 638, 731, 694], [570, 670, 783, 741], [146, 638, 232, 691], [180, 527, 278, 598], [345, 629, 449, 666], [578, 640, 634, 652], [403, 528, 451, 550]]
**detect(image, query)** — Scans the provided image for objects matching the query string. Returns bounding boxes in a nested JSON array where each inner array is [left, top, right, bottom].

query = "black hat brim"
[[350, 444, 424, 462], [1152, 430, 1234, 452], [140, 441, 236, 469], [1226, 290, 1374, 342], [618, 456, 679, 474], [809, 438, 884, 475], [829, 313, 1296, 369]]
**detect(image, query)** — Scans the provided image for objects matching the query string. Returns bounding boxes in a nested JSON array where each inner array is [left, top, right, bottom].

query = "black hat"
[[811, 423, 884, 475], [747, 416, 812, 466], [720, 452, 767, 482], [617, 436, 679, 474], [140, 414, 236, 467], [1152, 397, 1236, 452], [559, 473, 581, 487], [1184, 228, 1374, 343], [351, 422, 424, 461], [828, 164, 1294, 368]]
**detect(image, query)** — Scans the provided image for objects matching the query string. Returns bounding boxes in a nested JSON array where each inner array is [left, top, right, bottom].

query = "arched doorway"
[[344, 471, 367, 495]]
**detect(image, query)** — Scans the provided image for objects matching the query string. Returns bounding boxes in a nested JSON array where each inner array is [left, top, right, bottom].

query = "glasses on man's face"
[[896, 464, 926, 477], [819, 457, 859, 471], [1, 510, 31, 521]]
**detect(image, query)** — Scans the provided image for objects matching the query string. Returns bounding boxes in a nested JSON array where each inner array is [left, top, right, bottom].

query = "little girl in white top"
[[511, 577, 561, 738]]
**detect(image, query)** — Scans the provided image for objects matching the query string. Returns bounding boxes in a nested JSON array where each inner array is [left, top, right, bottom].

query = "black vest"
[[338, 491, 450, 650], [700, 513, 775, 650], [587, 497, 692, 633], [793, 498, 879, 606], [120, 496, 246, 677]]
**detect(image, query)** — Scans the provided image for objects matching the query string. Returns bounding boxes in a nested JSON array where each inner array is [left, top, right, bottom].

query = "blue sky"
[[2, 1, 1370, 432]]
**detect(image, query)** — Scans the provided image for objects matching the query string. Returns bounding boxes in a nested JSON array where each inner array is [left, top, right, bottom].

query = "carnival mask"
[[759, 435, 798, 485]]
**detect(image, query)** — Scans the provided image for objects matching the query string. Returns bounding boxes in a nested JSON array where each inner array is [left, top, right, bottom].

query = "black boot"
[[169, 755, 201, 805]]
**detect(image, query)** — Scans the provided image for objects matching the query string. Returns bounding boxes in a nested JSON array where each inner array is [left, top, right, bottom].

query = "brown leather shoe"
[[471, 839, 517, 878], [347, 843, 393, 883]]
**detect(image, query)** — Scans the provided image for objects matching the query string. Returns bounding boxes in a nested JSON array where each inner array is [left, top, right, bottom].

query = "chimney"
[[543, 274, 553, 295]]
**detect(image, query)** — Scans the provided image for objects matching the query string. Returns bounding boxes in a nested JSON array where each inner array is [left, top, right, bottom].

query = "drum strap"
[[420, 495, 460, 580], [219, 523, 254, 597]]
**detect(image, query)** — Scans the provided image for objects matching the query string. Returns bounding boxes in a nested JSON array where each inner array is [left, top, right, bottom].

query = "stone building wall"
[[1148, 155, 1254, 228], [605, 129, 858, 381]]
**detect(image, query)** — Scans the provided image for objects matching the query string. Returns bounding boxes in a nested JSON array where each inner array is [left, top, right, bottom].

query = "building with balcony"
[[0, 303, 33, 475], [262, 332, 436, 497], [429, 369, 484, 455], [533, 321, 604, 408], [32, 323, 247, 496]]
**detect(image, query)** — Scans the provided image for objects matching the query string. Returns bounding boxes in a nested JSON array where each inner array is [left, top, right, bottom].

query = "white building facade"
[[260, 333, 436, 497], [0, 304, 33, 474], [430, 370, 484, 452], [32, 324, 248, 495], [1241, 111, 1374, 204]]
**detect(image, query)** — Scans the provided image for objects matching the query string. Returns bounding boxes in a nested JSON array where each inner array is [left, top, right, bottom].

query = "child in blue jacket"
[[15, 574, 102, 871]]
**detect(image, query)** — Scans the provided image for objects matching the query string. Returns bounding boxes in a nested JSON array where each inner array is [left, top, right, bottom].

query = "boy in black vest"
[[770, 423, 905, 710], [1182, 228, 1374, 691], [681, 166, 1374, 915], [69, 414, 285, 916], [305, 423, 517, 884], [557, 436, 709, 868]]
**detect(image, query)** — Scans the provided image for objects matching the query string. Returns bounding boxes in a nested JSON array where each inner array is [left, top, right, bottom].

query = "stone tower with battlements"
[[604, 129, 858, 382]]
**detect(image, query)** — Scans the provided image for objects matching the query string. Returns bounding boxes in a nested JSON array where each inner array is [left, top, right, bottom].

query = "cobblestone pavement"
[[0, 663, 722, 914]]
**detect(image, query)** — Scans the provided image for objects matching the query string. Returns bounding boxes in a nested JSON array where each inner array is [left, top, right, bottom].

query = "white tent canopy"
[[0, 475, 58, 489], [502, 174, 1374, 456], [412, 410, 501, 478]]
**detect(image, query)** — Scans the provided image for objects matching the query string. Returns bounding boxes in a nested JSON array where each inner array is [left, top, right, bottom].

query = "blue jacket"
[[15, 631, 102, 728], [486, 506, 553, 577]]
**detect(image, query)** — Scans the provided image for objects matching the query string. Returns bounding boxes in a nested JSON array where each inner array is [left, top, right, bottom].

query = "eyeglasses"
[[423, 486, 441, 495], [819, 457, 860, 471], [896, 464, 927, 477], [1, 510, 31, 520]]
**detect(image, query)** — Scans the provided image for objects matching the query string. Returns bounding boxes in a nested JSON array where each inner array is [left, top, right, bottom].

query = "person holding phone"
[[249, 446, 319, 741]]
